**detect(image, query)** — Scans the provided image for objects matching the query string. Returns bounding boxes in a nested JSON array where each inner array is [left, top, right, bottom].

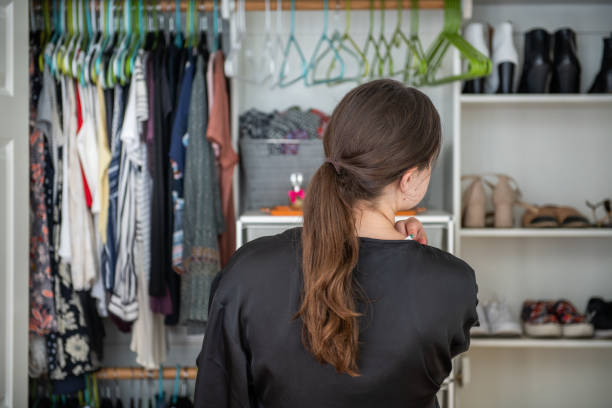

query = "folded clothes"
[[239, 107, 329, 141]]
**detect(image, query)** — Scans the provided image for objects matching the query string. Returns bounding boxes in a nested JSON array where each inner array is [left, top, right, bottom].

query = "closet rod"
[[96, 367, 198, 380], [31, 0, 444, 13]]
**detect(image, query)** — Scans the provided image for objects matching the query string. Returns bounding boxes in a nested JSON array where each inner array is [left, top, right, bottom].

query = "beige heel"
[[462, 175, 486, 228], [484, 174, 521, 228]]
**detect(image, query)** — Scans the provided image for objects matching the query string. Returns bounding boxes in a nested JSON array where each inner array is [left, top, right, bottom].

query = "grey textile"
[[181, 55, 224, 324]]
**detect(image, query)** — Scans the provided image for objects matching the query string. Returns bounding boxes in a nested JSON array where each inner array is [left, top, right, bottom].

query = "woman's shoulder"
[[210, 228, 302, 301]]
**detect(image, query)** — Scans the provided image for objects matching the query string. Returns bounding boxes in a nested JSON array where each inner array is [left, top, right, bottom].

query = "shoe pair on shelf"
[[588, 32, 612, 93], [521, 300, 593, 338], [463, 21, 518, 94], [521, 204, 591, 228], [519, 28, 582, 94], [471, 300, 522, 337], [586, 199, 612, 227], [462, 174, 521, 228], [587, 297, 612, 338]]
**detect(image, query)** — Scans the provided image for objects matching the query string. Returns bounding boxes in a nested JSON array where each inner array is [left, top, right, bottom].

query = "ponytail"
[[297, 162, 362, 376]]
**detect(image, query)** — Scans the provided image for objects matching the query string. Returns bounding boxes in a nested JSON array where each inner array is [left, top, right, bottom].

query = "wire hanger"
[[304, 0, 344, 86], [278, 0, 307, 88], [421, 0, 491, 86]]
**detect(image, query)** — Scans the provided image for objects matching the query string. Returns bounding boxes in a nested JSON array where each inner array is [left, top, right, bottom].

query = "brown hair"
[[296, 79, 442, 376]]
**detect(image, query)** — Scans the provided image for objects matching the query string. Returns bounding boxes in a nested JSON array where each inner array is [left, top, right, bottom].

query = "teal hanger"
[[171, 365, 181, 405], [421, 0, 491, 86], [371, 0, 393, 78], [174, 0, 184, 48], [93, 0, 111, 85], [44, 0, 60, 74], [211, 0, 219, 53], [125, 0, 144, 79], [305, 0, 344, 86], [278, 0, 308, 88]]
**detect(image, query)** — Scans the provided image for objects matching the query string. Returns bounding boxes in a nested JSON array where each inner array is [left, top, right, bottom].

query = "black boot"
[[588, 33, 612, 93], [518, 29, 552, 93], [550, 28, 581, 93]]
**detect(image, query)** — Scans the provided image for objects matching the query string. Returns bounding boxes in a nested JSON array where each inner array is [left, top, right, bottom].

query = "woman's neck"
[[354, 202, 406, 240]]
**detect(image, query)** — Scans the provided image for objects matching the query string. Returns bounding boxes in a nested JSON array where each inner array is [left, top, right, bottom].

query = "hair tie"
[[325, 158, 341, 174]]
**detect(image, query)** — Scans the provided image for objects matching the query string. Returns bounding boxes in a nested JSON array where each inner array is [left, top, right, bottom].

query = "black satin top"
[[194, 228, 478, 408]]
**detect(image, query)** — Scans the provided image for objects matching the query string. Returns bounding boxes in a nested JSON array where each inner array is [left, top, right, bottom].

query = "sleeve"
[[194, 299, 254, 408], [449, 264, 479, 358]]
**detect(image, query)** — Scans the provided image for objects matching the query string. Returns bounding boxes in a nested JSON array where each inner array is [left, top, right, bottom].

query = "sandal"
[[520, 204, 559, 228], [586, 199, 612, 227], [461, 175, 487, 228], [554, 206, 591, 228]]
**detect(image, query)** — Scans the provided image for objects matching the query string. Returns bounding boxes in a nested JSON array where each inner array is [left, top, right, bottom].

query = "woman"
[[194, 80, 479, 408]]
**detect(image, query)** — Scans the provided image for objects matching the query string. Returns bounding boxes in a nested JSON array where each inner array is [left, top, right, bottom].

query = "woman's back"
[[194, 228, 478, 408]]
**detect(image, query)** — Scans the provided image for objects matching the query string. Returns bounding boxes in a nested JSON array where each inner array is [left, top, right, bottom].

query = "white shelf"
[[239, 210, 453, 226], [460, 94, 612, 105], [459, 228, 612, 238], [471, 338, 612, 349]]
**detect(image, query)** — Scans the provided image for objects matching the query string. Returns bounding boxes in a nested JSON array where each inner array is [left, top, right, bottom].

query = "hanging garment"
[[67, 81, 98, 291], [96, 83, 112, 241], [206, 52, 238, 267], [169, 55, 196, 274], [181, 55, 224, 326], [30, 69, 59, 336]]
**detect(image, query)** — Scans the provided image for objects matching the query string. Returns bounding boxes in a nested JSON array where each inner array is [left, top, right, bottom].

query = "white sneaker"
[[471, 303, 491, 337], [486, 300, 522, 337]]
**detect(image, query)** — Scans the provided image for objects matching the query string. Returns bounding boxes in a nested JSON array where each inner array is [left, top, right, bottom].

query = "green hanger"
[[304, 0, 344, 86], [389, 0, 427, 84], [421, 0, 491, 86], [111, 0, 132, 85], [362, 0, 383, 79], [38, 0, 51, 72], [125, 0, 144, 80], [278, 0, 308, 88], [371, 0, 393, 78]]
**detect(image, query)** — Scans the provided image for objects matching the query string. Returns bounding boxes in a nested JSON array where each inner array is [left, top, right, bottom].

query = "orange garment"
[[206, 52, 238, 267]]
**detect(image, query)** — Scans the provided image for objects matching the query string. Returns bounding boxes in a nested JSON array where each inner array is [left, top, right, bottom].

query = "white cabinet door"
[[0, 0, 29, 406]]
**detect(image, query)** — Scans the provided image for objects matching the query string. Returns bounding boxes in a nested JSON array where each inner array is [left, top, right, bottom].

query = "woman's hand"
[[395, 217, 428, 244]]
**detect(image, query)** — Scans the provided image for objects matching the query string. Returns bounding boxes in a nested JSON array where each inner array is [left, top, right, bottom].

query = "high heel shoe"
[[463, 23, 490, 94], [487, 22, 519, 94], [483, 174, 521, 228], [462, 175, 487, 228], [550, 28, 581, 93], [588, 33, 612, 93], [518, 29, 552, 93]]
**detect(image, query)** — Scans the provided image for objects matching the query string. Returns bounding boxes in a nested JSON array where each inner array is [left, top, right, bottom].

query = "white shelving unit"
[[457, 1, 612, 407], [471, 338, 612, 349]]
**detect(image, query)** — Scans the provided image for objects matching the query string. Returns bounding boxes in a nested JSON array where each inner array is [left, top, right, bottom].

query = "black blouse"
[[194, 228, 478, 408]]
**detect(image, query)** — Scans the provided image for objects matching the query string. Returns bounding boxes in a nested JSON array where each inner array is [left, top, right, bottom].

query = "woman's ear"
[[399, 167, 418, 194]]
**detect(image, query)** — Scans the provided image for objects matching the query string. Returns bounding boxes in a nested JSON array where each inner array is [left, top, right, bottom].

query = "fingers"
[[394, 219, 410, 236]]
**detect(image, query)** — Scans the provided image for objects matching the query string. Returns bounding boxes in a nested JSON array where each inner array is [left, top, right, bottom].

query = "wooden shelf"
[[243, 0, 444, 11], [460, 228, 612, 238], [240, 209, 452, 226], [460, 94, 612, 105], [471, 338, 612, 349]]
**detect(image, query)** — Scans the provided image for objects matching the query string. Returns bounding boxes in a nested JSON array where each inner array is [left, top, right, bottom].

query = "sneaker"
[[551, 300, 594, 338], [521, 300, 562, 338], [586, 297, 612, 338], [471, 303, 490, 337], [486, 300, 522, 337]]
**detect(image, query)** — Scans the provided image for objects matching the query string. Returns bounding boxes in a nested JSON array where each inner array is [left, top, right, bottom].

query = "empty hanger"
[[389, 0, 427, 84], [371, 0, 393, 78], [305, 0, 344, 86], [278, 0, 308, 88]]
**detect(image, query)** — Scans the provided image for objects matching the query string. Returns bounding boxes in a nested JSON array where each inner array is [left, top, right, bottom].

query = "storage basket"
[[239, 138, 325, 210]]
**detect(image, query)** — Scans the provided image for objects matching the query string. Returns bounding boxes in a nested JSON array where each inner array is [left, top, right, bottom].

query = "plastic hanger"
[[259, 0, 277, 84], [44, 0, 59, 74], [278, 0, 307, 88], [83, 0, 101, 84], [174, 0, 184, 48], [171, 365, 181, 405], [38, 0, 52, 71], [421, 0, 491, 86], [71, 0, 87, 80], [320, 0, 366, 85], [63, 0, 80, 76], [211, 0, 220, 53], [389, 0, 427, 84], [110, 0, 131, 86], [80, 0, 96, 85], [371, 0, 393, 78], [104, 0, 122, 87], [125, 0, 144, 80], [304, 0, 344, 86], [223, 0, 244, 77], [362, 0, 382, 79], [268, 0, 286, 88], [93, 0, 111, 85]]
